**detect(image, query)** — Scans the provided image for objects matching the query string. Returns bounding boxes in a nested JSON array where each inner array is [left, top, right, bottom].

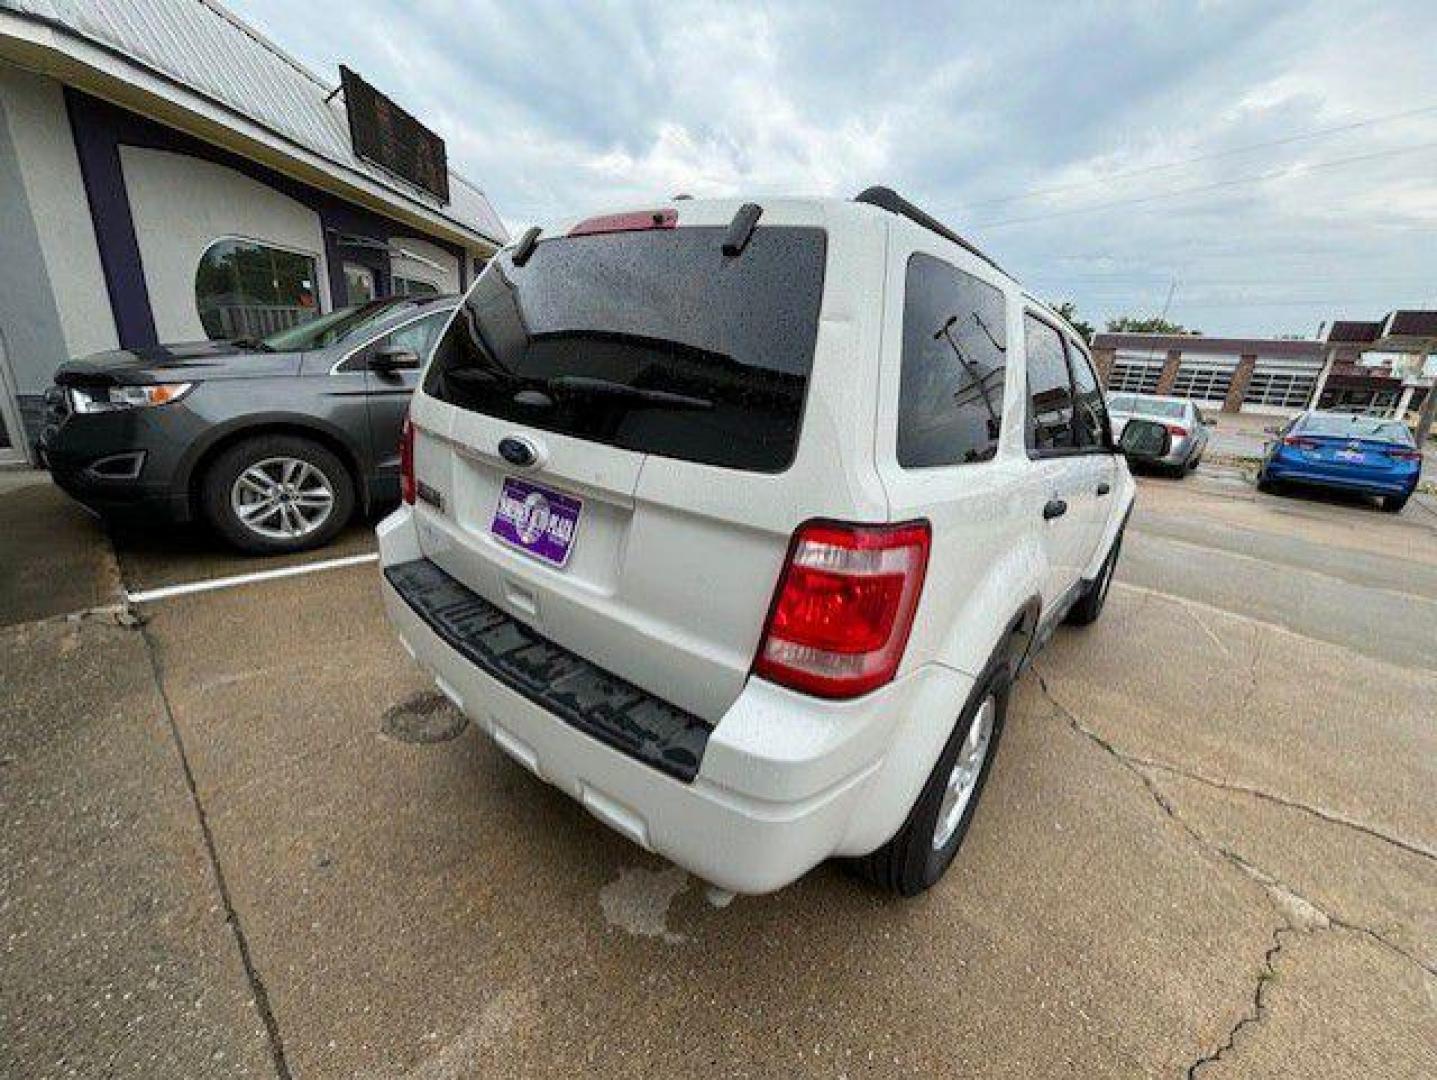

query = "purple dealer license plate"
[[490, 477, 582, 567]]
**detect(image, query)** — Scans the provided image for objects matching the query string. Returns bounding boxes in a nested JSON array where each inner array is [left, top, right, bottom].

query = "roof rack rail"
[[853, 186, 1005, 274]]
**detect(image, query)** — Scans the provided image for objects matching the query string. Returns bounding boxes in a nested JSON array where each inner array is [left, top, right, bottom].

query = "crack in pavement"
[[1129, 757, 1437, 867], [1031, 669, 1437, 1075], [138, 624, 294, 1080], [1035, 671, 1435, 976], [1184, 925, 1296, 1079]]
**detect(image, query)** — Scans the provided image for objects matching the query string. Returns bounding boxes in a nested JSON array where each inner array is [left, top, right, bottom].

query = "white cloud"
[[230, 0, 1437, 334]]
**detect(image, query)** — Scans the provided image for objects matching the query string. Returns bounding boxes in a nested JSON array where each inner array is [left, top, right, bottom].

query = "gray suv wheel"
[[202, 434, 355, 554]]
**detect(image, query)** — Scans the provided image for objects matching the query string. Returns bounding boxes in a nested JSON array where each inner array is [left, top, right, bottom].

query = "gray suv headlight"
[[69, 382, 194, 414]]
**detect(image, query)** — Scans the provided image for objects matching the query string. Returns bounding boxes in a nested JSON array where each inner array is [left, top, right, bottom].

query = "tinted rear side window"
[[1023, 315, 1077, 452], [897, 254, 1008, 467], [424, 226, 827, 472]]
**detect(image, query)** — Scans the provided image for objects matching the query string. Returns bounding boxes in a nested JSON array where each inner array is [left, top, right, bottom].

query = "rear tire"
[[849, 665, 1010, 897], [1382, 494, 1409, 514], [1256, 472, 1278, 494], [201, 434, 355, 554], [1066, 525, 1123, 627]]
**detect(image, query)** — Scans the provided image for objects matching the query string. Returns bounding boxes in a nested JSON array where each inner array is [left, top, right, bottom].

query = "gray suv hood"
[[56, 340, 301, 385]]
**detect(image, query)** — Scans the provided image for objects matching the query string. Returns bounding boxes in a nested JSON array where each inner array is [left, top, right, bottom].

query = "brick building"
[[1092, 310, 1435, 420], [1090, 333, 1324, 415]]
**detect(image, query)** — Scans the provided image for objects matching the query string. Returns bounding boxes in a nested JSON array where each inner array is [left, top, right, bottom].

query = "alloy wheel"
[[932, 696, 996, 851], [229, 456, 336, 541]]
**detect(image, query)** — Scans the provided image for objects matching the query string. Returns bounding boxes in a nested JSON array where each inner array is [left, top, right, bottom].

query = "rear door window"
[[897, 254, 1007, 467], [424, 226, 827, 472], [1023, 315, 1077, 452]]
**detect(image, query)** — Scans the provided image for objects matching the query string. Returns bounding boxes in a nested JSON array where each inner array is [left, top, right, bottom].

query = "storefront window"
[[195, 239, 319, 340]]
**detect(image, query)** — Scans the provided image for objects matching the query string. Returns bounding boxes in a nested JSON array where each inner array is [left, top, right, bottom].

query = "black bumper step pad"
[[384, 559, 712, 782]]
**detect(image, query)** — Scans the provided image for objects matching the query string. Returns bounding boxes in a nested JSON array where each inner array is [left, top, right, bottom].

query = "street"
[[2, 469, 1434, 1079]]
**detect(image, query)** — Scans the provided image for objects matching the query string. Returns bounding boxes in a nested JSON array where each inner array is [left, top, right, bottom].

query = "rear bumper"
[[1264, 457, 1418, 496], [377, 507, 974, 893]]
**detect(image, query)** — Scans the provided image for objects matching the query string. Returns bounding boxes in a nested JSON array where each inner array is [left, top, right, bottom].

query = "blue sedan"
[[1257, 411, 1423, 513]]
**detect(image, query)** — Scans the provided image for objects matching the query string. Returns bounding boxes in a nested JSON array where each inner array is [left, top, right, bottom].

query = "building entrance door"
[[344, 263, 377, 305], [0, 329, 29, 466]]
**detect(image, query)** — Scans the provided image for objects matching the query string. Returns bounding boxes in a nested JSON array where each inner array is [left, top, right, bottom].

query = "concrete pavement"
[[2, 474, 1434, 1078]]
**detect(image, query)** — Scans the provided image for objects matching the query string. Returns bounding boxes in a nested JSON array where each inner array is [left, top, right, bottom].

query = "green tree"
[[1051, 301, 1095, 343], [1105, 314, 1200, 335]]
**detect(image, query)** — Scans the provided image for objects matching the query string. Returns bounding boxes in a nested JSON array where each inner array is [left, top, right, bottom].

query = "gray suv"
[[39, 296, 456, 553]]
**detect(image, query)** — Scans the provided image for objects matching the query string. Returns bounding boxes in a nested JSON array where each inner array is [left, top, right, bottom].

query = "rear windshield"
[[1125, 397, 1185, 419], [423, 226, 827, 472], [1300, 413, 1414, 444]]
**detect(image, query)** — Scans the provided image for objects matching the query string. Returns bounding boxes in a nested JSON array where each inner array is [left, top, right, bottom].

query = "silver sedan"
[[1107, 393, 1212, 474]]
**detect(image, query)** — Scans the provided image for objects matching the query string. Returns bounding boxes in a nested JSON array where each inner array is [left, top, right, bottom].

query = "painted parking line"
[[126, 552, 379, 604]]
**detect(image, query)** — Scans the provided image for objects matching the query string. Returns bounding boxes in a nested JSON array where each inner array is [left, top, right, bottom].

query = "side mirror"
[[1118, 418, 1173, 462], [371, 345, 420, 373]]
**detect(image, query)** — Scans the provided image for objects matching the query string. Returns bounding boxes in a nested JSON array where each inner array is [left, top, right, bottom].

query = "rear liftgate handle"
[[1043, 498, 1068, 521], [1096, 482, 1111, 497]]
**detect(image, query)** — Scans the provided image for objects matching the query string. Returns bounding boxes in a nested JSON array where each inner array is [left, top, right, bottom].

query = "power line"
[[1087, 297, 1431, 310], [1046, 239, 1437, 260], [1033, 273, 1437, 286], [969, 140, 1437, 230], [957, 102, 1437, 211]]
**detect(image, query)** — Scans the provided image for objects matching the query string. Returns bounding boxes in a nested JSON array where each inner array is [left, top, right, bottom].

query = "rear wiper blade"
[[545, 376, 714, 410]]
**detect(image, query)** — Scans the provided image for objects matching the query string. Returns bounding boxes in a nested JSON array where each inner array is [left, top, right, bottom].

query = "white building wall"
[[119, 145, 331, 342], [0, 62, 116, 361]]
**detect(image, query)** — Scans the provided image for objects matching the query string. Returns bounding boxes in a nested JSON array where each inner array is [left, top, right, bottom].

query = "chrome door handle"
[[1042, 498, 1068, 521]]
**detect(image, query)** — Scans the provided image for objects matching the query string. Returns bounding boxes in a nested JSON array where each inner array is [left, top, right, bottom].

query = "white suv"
[[378, 188, 1133, 897]]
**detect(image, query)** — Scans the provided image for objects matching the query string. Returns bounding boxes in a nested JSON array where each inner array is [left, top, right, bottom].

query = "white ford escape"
[[378, 188, 1135, 897]]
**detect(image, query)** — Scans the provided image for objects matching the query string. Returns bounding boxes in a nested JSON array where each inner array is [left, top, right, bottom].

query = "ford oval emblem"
[[498, 436, 538, 468]]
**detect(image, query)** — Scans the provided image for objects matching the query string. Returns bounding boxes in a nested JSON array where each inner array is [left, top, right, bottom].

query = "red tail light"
[[754, 520, 930, 699], [399, 415, 416, 505], [1388, 447, 1422, 461], [1283, 435, 1319, 450], [569, 209, 678, 236], [1165, 423, 1189, 437]]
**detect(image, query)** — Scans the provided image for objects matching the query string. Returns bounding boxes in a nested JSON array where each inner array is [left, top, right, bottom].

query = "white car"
[[378, 189, 1136, 897]]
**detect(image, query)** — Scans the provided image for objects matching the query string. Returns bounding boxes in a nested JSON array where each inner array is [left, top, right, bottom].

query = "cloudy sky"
[[237, 0, 1437, 336]]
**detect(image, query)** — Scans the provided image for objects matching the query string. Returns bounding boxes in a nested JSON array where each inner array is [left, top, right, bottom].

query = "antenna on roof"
[[853, 186, 1004, 274]]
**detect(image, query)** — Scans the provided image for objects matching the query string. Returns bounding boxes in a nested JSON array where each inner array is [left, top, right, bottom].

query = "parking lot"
[[2, 467, 1435, 1079]]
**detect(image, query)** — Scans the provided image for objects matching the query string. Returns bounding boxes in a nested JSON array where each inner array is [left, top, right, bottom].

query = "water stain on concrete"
[[380, 690, 469, 745], [598, 865, 691, 944]]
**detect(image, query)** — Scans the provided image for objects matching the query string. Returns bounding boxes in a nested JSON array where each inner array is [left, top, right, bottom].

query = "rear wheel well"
[[187, 424, 366, 519]]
